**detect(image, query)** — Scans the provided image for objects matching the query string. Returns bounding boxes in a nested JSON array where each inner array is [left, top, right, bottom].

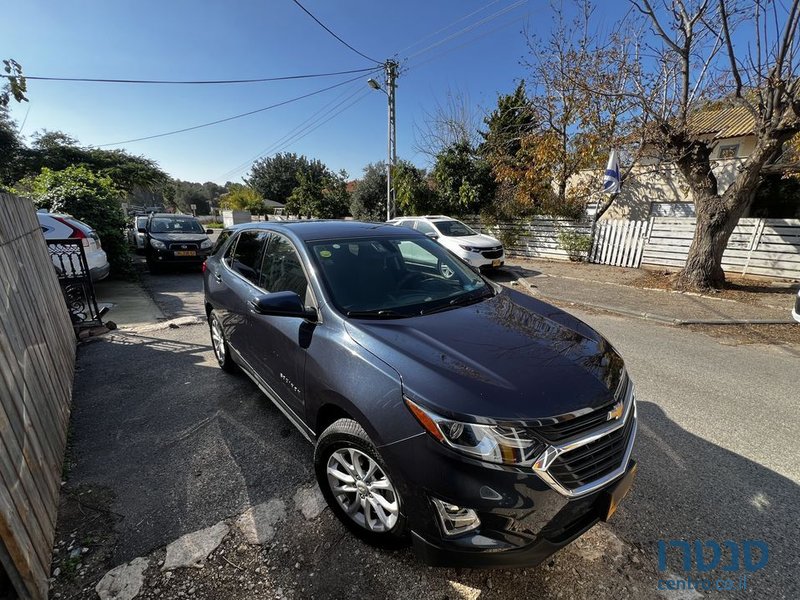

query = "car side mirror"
[[248, 291, 316, 321], [137, 227, 147, 233], [206, 228, 213, 234], [425, 232, 439, 240]]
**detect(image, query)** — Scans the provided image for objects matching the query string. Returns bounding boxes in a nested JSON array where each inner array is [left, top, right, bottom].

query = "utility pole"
[[385, 60, 398, 221], [368, 60, 399, 221]]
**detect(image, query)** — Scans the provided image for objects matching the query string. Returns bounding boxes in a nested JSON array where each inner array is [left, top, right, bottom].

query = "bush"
[[558, 231, 592, 261], [19, 165, 133, 277]]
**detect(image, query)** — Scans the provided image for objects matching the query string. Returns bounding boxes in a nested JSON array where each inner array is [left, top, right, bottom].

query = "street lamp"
[[368, 60, 398, 221]]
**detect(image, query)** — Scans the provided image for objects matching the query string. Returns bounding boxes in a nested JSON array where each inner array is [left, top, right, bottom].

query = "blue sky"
[[3, 1, 629, 184]]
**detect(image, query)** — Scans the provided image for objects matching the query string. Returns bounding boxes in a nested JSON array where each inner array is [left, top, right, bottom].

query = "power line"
[[216, 83, 365, 180], [1, 66, 377, 85], [395, 0, 504, 55], [291, 0, 381, 64], [96, 70, 379, 147], [406, 0, 526, 60]]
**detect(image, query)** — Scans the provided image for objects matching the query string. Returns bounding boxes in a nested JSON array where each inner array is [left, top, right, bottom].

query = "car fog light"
[[431, 498, 480, 536]]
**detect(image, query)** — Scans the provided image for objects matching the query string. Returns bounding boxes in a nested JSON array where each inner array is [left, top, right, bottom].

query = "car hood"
[[149, 232, 209, 243], [344, 289, 624, 422], [444, 233, 501, 248]]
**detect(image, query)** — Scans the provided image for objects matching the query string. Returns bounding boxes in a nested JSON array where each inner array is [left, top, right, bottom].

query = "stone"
[[236, 499, 286, 545], [162, 522, 230, 570], [95, 557, 148, 600], [293, 484, 327, 520]]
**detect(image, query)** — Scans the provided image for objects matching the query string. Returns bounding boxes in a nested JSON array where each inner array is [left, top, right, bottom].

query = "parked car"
[[793, 289, 800, 323], [203, 221, 637, 567], [138, 213, 214, 273], [37, 211, 110, 281], [127, 215, 148, 253], [388, 215, 505, 269]]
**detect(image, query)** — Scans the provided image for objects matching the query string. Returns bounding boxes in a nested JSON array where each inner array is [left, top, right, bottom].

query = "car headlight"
[[459, 245, 481, 253], [200, 239, 213, 250], [150, 239, 166, 249], [405, 398, 544, 466]]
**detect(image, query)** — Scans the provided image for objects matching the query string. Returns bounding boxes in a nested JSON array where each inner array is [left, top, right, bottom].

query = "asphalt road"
[[64, 265, 799, 598]]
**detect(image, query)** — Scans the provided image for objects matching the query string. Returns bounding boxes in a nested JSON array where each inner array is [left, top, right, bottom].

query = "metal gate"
[[47, 238, 103, 331]]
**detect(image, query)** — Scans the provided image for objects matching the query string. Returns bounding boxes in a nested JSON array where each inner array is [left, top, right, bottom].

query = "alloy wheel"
[[211, 318, 225, 364], [326, 447, 399, 532]]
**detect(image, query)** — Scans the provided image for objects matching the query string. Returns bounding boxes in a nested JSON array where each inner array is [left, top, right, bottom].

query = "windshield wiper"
[[420, 286, 495, 315], [346, 309, 409, 319]]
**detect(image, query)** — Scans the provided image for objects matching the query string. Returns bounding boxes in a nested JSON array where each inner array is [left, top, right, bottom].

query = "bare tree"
[[609, 0, 800, 289], [413, 88, 484, 160]]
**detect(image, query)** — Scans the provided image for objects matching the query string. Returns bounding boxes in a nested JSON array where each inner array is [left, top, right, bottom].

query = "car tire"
[[208, 311, 238, 373], [314, 418, 407, 547]]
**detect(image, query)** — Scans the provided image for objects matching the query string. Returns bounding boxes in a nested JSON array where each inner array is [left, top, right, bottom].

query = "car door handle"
[[213, 271, 222, 283]]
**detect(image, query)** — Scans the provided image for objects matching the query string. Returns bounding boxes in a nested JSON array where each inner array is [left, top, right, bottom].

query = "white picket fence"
[[590, 219, 650, 267], [464, 214, 800, 280]]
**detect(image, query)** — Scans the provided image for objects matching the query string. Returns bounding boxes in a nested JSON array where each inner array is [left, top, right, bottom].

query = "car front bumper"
[[380, 427, 637, 568], [458, 250, 505, 269], [149, 248, 210, 264]]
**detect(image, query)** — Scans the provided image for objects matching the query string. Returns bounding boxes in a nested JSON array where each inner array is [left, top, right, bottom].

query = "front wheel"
[[209, 311, 238, 373], [314, 418, 407, 546]]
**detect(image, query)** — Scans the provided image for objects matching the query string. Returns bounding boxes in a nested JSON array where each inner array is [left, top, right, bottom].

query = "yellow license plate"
[[174, 250, 196, 257], [603, 462, 637, 521], [492, 259, 501, 267]]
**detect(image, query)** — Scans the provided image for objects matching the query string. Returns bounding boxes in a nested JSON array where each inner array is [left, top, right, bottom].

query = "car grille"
[[168, 242, 199, 251], [547, 409, 635, 491], [533, 373, 629, 443], [481, 247, 503, 259]]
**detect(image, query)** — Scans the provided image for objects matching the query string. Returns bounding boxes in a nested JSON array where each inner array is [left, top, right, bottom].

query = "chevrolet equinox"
[[203, 221, 637, 567]]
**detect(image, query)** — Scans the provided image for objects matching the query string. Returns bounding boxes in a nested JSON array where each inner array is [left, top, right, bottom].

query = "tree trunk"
[[675, 194, 746, 289], [675, 134, 791, 291]]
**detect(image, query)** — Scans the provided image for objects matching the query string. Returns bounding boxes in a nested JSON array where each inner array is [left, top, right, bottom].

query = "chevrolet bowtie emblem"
[[607, 401, 624, 421]]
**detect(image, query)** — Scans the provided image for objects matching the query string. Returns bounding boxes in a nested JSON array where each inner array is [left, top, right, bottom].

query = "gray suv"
[[203, 220, 637, 567]]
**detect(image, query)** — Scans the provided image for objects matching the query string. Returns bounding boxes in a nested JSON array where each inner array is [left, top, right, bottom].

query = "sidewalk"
[[94, 278, 165, 328], [505, 258, 798, 324]]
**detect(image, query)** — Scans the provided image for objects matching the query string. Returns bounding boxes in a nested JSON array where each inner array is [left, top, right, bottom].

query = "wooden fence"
[[0, 194, 75, 600], [465, 217, 592, 261], [641, 217, 800, 279]]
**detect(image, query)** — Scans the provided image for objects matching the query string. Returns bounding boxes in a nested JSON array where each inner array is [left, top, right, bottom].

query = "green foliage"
[[165, 180, 225, 215], [394, 161, 439, 216], [558, 231, 592, 261], [247, 152, 327, 205], [350, 162, 387, 221], [432, 142, 495, 216], [1, 59, 27, 107], [0, 106, 21, 184], [219, 183, 263, 212], [19, 165, 133, 277]]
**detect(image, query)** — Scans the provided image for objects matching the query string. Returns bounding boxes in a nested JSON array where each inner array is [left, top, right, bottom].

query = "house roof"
[[689, 104, 755, 139]]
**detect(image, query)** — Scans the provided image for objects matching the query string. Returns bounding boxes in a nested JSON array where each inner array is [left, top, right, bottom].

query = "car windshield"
[[308, 235, 493, 318], [433, 220, 476, 237], [150, 217, 204, 233]]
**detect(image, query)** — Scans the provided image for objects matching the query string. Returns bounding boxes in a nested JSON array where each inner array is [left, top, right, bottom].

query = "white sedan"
[[388, 216, 505, 269], [37, 211, 110, 281]]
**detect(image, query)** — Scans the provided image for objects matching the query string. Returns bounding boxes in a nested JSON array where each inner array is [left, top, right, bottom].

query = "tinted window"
[[260, 235, 309, 299], [135, 217, 147, 228], [395, 220, 414, 229], [433, 220, 476, 237], [150, 217, 205, 233], [309, 236, 488, 315], [230, 230, 270, 284], [414, 220, 436, 235]]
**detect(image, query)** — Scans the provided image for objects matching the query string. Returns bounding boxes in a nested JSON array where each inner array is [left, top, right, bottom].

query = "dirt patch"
[[49, 485, 121, 599], [683, 322, 800, 346], [632, 270, 797, 309]]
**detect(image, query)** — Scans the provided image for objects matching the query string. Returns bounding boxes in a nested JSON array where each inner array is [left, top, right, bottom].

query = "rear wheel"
[[314, 418, 407, 546], [209, 311, 238, 373]]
